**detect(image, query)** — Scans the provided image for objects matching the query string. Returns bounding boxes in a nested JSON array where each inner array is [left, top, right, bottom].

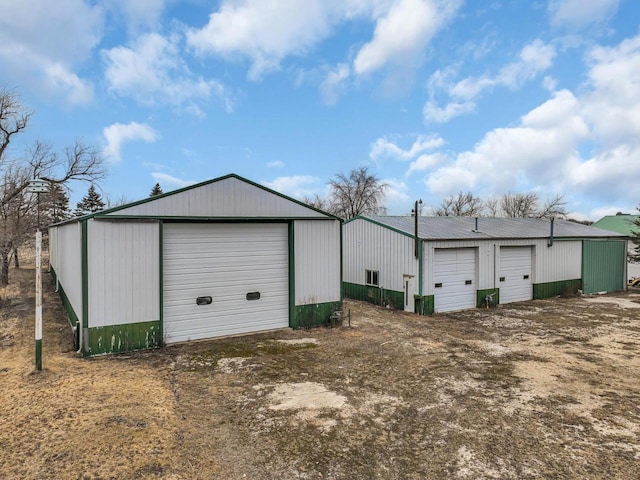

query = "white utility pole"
[[27, 179, 49, 371]]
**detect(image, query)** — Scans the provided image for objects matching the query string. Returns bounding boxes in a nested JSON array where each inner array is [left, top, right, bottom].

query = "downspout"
[[547, 217, 554, 247]]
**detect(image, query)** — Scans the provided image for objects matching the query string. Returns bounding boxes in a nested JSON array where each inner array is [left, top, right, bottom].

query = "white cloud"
[[423, 100, 475, 123], [0, 0, 102, 105], [103, 33, 233, 113], [320, 63, 351, 105], [187, 0, 356, 80], [104, 0, 167, 33], [424, 39, 556, 123], [370, 134, 444, 162], [150, 172, 195, 188], [425, 89, 589, 196], [450, 39, 556, 100], [353, 0, 461, 76], [548, 0, 619, 30], [103, 122, 161, 162], [406, 152, 447, 176], [581, 35, 640, 147], [267, 160, 285, 168], [262, 175, 322, 199], [381, 178, 410, 211]]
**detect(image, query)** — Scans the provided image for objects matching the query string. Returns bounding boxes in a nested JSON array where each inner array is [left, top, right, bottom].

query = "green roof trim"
[[343, 215, 415, 239]]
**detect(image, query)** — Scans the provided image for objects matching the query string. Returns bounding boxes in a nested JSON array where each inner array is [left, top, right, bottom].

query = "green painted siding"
[[85, 320, 161, 356], [342, 282, 403, 309], [533, 279, 581, 299], [582, 240, 626, 294], [292, 301, 343, 328], [414, 295, 434, 315], [476, 288, 500, 308]]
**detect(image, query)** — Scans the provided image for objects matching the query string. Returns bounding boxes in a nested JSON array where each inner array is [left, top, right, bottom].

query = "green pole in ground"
[[35, 229, 42, 371]]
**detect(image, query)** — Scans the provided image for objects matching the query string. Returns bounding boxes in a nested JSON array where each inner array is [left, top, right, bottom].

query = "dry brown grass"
[[1, 264, 640, 479]]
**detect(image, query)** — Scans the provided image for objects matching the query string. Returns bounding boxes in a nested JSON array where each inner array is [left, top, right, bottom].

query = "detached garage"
[[343, 216, 627, 314], [49, 174, 342, 356]]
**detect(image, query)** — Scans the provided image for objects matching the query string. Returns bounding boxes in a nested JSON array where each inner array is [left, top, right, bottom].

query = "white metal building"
[[343, 216, 627, 314], [49, 174, 342, 356]]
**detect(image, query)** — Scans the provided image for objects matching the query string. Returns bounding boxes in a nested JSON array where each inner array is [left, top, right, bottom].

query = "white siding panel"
[[535, 240, 581, 283], [109, 177, 327, 218], [54, 222, 83, 319], [295, 220, 341, 305], [163, 223, 289, 343], [343, 219, 417, 292], [87, 220, 160, 328]]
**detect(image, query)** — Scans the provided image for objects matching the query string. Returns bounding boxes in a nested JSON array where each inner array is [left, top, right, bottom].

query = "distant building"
[[592, 214, 640, 280], [343, 216, 627, 314]]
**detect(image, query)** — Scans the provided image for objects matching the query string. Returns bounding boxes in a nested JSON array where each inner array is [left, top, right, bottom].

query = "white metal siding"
[[163, 223, 289, 343], [53, 222, 83, 318], [87, 220, 160, 328], [110, 177, 326, 218], [499, 246, 533, 303], [534, 240, 581, 283], [294, 220, 341, 305], [343, 219, 416, 292], [433, 248, 477, 312]]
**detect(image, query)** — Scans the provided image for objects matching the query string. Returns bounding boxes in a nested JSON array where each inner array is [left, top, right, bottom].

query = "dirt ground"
[[1, 265, 640, 480]]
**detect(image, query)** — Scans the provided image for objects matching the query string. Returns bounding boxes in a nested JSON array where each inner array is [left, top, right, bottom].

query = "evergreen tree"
[[631, 205, 640, 264], [42, 183, 71, 224], [150, 182, 163, 197], [75, 184, 105, 216]]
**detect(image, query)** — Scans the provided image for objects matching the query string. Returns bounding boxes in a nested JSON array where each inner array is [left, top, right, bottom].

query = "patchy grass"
[[2, 266, 640, 479]]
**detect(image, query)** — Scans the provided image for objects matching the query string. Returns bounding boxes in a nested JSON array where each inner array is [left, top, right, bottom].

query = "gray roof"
[[359, 216, 628, 240]]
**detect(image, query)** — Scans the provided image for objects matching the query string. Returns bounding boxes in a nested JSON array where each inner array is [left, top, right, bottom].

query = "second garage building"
[[49, 174, 342, 356], [343, 216, 627, 314]]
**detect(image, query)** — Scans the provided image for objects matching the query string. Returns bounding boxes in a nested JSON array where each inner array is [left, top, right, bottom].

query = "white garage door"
[[434, 248, 477, 313], [163, 223, 289, 344], [499, 246, 533, 304]]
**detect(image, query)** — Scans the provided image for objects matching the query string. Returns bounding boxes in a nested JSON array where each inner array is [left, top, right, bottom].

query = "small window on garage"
[[365, 269, 379, 287]]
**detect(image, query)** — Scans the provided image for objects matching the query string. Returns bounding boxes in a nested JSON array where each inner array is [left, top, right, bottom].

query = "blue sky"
[[1, 0, 639, 220]]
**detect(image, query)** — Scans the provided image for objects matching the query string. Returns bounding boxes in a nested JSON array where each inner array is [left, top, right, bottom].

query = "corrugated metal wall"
[[87, 219, 160, 328], [343, 219, 417, 292], [50, 222, 83, 318], [423, 239, 582, 296], [109, 177, 327, 219], [294, 220, 341, 305], [582, 240, 626, 293]]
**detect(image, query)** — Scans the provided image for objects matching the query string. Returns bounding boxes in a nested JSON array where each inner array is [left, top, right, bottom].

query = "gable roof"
[[592, 215, 640, 236], [349, 216, 628, 240], [53, 173, 338, 226]]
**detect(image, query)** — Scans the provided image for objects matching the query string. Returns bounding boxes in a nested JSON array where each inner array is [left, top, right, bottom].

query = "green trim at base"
[[292, 301, 343, 329], [35, 338, 42, 371], [414, 295, 434, 315], [477, 288, 500, 308], [533, 279, 581, 299], [84, 320, 160, 357], [342, 282, 403, 309]]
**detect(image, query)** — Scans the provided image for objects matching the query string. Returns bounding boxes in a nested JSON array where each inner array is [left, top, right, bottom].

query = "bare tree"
[[484, 197, 499, 217], [302, 193, 332, 212], [434, 192, 484, 217], [328, 167, 387, 220], [0, 87, 106, 285], [538, 194, 567, 219], [500, 192, 566, 219]]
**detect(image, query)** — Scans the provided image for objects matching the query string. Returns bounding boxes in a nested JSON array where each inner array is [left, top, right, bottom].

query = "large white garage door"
[[499, 246, 533, 304], [434, 248, 477, 313], [163, 223, 289, 344]]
